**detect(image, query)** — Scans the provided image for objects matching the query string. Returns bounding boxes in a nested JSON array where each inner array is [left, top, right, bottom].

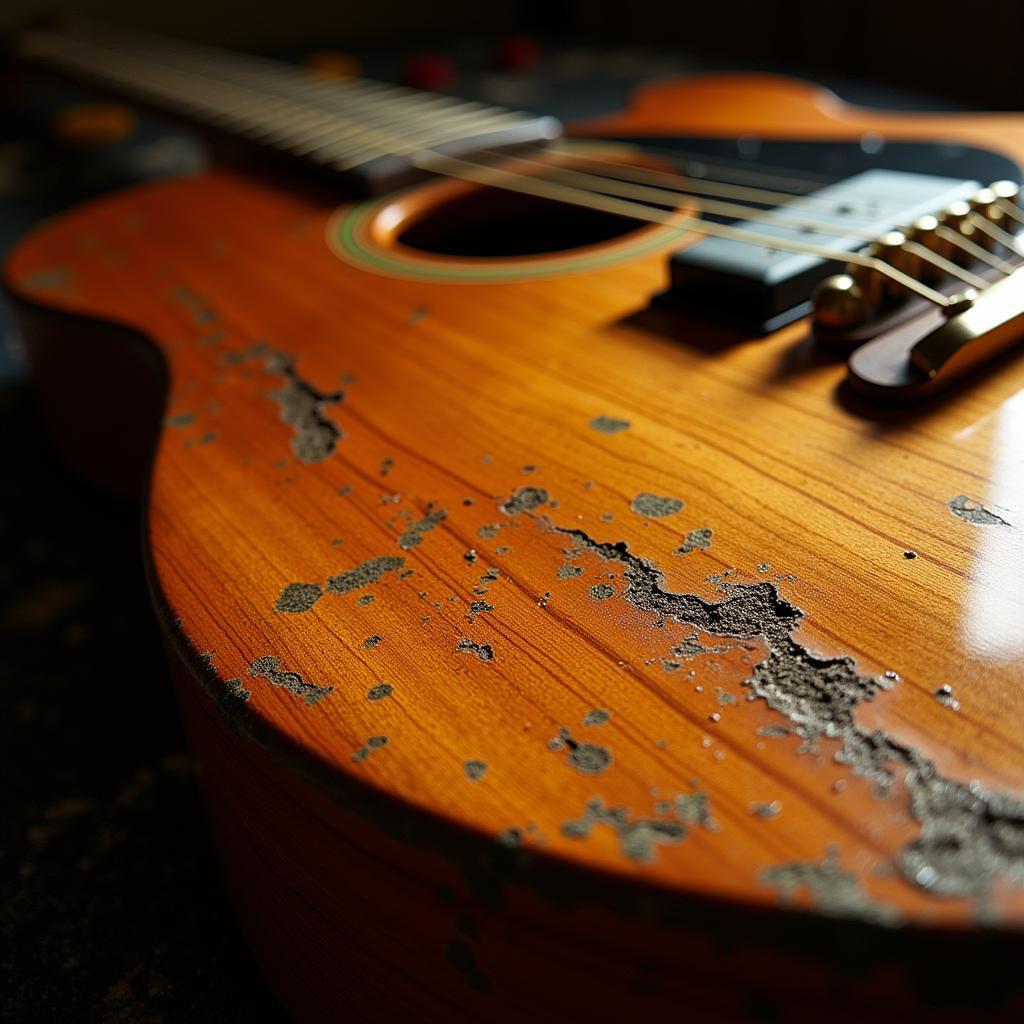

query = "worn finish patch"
[[547, 521, 1024, 901], [398, 508, 447, 550], [224, 343, 343, 463], [352, 735, 389, 762], [674, 791, 715, 830], [948, 495, 1010, 527], [500, 487, 549, 516], [327, 555, 406, 595], [675, 528, 713, 555], [562, 797, 687, 863], [456, 638, 494, 662], [672, 633, 731, 660], [274, 555, 405, 613], [274, 582, 323, 613], [760, 851, 901, 925], [589, 416, 631, 435], [248, 655, 333, 705], [549, 728, 612, 776], [631, 493, 684, 518]]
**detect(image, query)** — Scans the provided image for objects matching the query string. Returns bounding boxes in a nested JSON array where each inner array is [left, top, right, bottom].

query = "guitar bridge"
[[810, 181, 1024, 398]]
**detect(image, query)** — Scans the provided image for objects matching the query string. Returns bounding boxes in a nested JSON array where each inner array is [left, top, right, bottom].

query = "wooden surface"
[[7, 73, 1024, 1014]]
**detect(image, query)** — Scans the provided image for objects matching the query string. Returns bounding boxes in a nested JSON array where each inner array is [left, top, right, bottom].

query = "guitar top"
[[7, 24, 1024, 1020]]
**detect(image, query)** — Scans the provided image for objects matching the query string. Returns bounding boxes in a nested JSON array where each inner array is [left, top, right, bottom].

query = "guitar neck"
[[14, 24, 562, 195]]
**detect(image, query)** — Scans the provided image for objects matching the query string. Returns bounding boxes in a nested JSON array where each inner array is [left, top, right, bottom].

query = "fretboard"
[[16, 24, 562, 195]]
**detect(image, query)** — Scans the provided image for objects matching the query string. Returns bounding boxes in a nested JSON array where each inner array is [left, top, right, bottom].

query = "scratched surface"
[[7, 80, 1024, 934]]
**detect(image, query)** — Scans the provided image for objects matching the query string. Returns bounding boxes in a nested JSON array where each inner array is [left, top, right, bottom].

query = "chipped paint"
[[759, 850, 900, 925], [352, 735, 389, 762], [948, 495, 1010, 527], [582, 709, 610, 727], [367, 683, 393, 701], [164, 412, 196, 428], [248, 655, 333, 705], [467, 600, 493, 621], [933, 684, 961, 711], [328, 555, 405, 596], [398, 508, 447, 550], [275, 555, 405, 613], [463, 760, 488, 781], [589, 416, 631, 434], [751, 801, 782, 818], [674, 528, 712, 555], [456, 638, 494, 662], [631, 493, 684, 518], [561, 797, 686, 863], [496, 828, 524, 848], [549, 728, 612, 775], [674, 790, 715, 829], [223, 343, 343, 463], [546, 521, 1024, 899], [275, 582, 323, 613], [499, 487, 549, 516], [672, 634, 730, 660], [588, 583, 615, 601], [364, 635, 382, 649]]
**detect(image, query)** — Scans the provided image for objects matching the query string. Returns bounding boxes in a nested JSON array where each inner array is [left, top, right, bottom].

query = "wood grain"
[[7, 74, 1024, 1017]]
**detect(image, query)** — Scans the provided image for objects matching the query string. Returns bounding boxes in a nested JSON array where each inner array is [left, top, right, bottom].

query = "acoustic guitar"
[[7, 23, 1024, 1022]]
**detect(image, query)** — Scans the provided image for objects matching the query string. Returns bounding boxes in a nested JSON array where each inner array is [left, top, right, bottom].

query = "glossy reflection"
[[962, 388, 1024, 660]]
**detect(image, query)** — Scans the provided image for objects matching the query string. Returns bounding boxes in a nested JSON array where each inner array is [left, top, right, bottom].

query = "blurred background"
[[0, 1, 1016, 1020], [3, 0, 1023, 109]]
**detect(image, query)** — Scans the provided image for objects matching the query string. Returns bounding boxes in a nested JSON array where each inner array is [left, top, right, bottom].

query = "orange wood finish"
[[7, 75, 1024, 1018]]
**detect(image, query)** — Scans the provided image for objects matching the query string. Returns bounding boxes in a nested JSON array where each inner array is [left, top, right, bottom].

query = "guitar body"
[[7, 74, 1024, 1020]]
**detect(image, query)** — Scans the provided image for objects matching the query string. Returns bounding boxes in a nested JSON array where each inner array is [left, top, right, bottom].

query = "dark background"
[[1, 1, 1016, 1021], [3, 0, 1023, 109]]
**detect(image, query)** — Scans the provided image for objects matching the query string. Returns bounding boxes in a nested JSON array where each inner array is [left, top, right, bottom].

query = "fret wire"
[[22, 29, 532, 170]]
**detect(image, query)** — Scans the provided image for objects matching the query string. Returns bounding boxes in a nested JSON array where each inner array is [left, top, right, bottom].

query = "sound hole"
[[397, 185, 648, 257]]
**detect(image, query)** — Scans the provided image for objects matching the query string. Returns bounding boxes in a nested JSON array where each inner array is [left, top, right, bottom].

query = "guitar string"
[[24, 28, 1021, 305], [24, 34, 957, 305], [105, 26, 1024, 236], [52, 25, 1024, 277], [407, 150, 953, 305], [29, 26, 1011, 227], [33, 25, 965, 202], [546, 144, 1024, 261], [458, 149, 993, 287]]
